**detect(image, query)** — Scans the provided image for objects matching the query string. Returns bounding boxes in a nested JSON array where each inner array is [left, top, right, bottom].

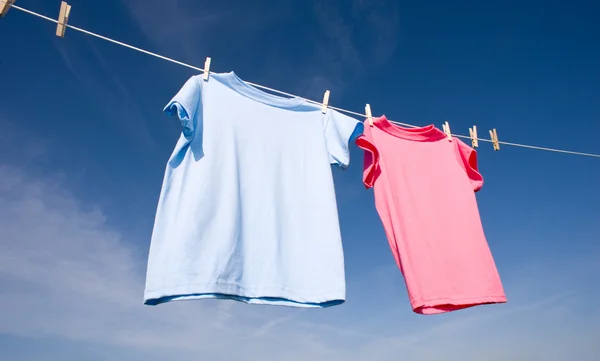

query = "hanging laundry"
[[356, 115, 506, 314], [144, 72, 363, 308]]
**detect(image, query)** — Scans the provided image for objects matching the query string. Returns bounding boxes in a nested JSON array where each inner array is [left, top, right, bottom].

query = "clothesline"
[[7, 3, 600, 159]]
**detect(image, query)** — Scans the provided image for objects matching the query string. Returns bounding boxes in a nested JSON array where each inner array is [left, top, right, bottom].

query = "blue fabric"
[[144, 72, 363, 308]]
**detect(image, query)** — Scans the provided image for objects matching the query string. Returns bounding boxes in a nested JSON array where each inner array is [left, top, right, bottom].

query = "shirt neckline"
[[373, 115, 447, 142], [219, 71, 307, 109]]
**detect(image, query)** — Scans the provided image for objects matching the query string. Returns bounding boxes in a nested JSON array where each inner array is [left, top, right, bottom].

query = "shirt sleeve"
[[456, 138, 484, 192], [324, 110, 363, 169], [163, 76, 202, 140], [355, 124, 380, 189]]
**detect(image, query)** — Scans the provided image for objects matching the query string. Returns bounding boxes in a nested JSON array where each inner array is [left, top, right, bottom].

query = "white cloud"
[[0, 161, 356, 359]]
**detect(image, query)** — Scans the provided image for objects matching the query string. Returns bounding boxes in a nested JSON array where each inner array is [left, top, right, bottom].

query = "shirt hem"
[[144, 282, 346, 308], [411, 294, 507, 315]]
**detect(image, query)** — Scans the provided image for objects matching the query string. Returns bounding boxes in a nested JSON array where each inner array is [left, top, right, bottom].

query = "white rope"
[[453, 134, 600, 158], [10, 4, 600, 159]]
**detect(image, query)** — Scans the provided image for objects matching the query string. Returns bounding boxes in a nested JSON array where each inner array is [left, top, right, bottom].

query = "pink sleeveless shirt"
[[356, 115, 506, 314]]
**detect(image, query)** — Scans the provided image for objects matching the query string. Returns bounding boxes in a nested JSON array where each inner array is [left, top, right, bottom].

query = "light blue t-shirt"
[[144, 72, 362, 308]]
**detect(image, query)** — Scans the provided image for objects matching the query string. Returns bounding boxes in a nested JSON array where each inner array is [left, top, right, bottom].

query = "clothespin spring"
[[56, 1, 71, 38], [321, 90, 330, 114], [365, 104, 373, 127], [489, 128, 500, 151], [442, 121, 452, 141], [469, 125, 479, 148], [203, 57, 211, 81]]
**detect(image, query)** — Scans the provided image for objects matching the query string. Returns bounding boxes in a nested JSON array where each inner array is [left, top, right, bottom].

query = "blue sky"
[[1, 0, 599, 360]]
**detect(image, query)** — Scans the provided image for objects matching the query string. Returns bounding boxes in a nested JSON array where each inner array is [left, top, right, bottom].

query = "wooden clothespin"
[[442, 121, 452, 140], [55, 1, 71, 38], [203, 57, 211, 81], [489, 128, 500, 151], [0, 0, 15, 17], [469, 125, 479, 148], [321, 90, 330, 114], [365, 104, 373, 127]]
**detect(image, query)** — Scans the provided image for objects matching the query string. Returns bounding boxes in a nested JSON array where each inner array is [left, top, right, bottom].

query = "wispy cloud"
[[122, 0, 282, 64], [305, 0, 400, 95], [123, 0, 221, 62], [0, 162, 254, 354], [123, 0, 400, 99], [0, 155, 365, 359], [54, 38, 155, 148]]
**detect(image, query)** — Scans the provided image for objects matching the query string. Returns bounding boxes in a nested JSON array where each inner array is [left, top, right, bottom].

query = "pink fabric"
[[356, 115, 506, 314]]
